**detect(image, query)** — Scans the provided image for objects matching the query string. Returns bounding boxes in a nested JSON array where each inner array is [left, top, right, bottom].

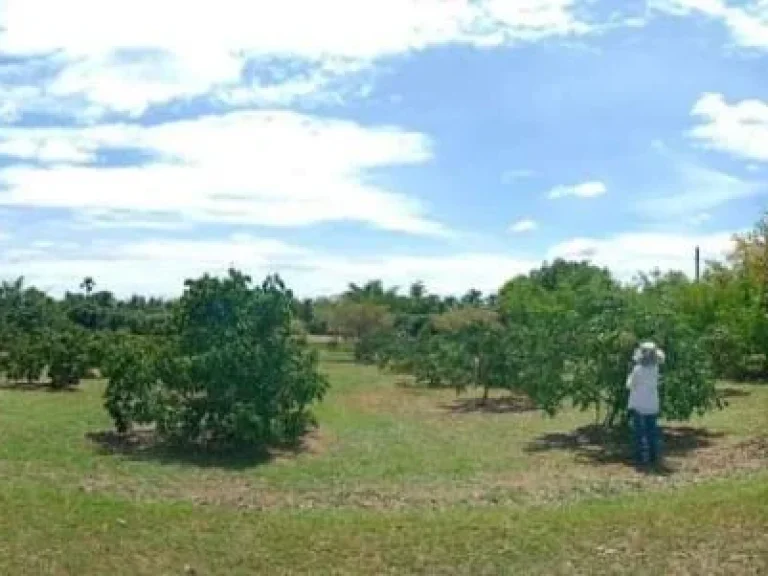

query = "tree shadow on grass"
[[85, 429, 315, 471], [440, 395, 538, 415], [0, 380, 79, 393], [719, 387, 752, 399], [526, 424, 725, 476]]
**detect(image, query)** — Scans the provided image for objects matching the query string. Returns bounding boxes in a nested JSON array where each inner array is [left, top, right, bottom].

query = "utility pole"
[[694, 246, 701, 282]]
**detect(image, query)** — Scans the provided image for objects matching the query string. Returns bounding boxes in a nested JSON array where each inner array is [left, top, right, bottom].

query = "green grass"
[[1, 350, 767, 574], [1, 474, 766, 575]]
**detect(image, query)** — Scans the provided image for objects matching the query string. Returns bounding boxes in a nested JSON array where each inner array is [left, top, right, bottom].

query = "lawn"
[[1, 349, 767, 574]]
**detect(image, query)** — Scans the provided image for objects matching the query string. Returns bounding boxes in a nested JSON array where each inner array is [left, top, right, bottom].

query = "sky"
[[1, 0, 767, 298]]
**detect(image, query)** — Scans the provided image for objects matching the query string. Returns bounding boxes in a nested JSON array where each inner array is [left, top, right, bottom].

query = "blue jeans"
[[632, 412, 660, 465]]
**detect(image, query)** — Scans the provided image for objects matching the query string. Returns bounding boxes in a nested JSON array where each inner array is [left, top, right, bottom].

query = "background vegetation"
[[3, 215, 768, 442]]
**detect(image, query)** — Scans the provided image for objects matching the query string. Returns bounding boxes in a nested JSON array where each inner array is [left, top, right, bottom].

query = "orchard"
[[1, 214, 768, 451]]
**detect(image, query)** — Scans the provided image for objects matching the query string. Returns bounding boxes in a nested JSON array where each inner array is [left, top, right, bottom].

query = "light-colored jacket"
[[627, 363, 660, 415]]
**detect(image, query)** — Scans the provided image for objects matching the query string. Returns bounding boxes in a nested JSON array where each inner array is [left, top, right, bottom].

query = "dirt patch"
[[679, 436, 768, 474], [344, 386, 537, 418], [440, 394, 537, 414], [342, 386, 444, 415]]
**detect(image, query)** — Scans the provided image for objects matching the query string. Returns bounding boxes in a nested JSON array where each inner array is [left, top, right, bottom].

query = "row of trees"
[[304, 214, 768, 428], [294, 281, 491, 338], [1, 213, 767, 449], [0, 278, 96, 388], [352, 260, 718, 428]]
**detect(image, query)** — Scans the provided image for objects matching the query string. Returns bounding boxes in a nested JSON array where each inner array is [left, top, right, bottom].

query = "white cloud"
[[501, 169, 535, 183], [689, 92, 768, 162], [0, 86, 36, 122], [0, 133, 95, 163], [653, 0, 768, 49], [30, 240, 56, 249], [0, 2, 605, 245], [71, 210, 195, 232], [547, 180, 607, 199], [633, 160, 762, 218], [509, 219, 539, 233], [0, 0, 594, 117], [548, 231, 737, 279], [0, 234, 539, 297], [0, 110, 448, 235], [689, 212, 712, 225], [0, 229, 740, 298]]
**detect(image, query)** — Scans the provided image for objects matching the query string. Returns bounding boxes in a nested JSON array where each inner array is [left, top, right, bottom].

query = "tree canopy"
[[102, 270, 329, 449]]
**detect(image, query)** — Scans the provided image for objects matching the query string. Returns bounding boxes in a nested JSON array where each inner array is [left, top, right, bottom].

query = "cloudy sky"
[[1, 0, 766, 297]]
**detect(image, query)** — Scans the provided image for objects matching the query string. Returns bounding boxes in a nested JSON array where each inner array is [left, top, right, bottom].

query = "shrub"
[[46, 328, 92, 389], [3, 333, 46, 384], [103, 335, 164, 434], [103, 270, 329, 450]]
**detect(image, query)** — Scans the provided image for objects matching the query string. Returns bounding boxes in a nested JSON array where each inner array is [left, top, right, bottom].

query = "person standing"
[[626, 341, 665, 466]]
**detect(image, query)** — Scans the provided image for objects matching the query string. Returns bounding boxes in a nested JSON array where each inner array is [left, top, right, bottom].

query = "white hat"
[[634, 341, 666, 364]]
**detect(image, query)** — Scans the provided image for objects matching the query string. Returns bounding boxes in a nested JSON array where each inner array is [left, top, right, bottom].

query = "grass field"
[[1, 348, 767, 574]]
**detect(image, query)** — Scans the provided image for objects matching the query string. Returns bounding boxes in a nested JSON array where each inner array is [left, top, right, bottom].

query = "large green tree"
[[103, 270, 329, 450], [496, 260, 722, 427]]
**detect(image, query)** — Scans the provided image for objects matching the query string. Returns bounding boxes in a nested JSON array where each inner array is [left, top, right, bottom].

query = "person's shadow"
[[525, 424, 724, 475]]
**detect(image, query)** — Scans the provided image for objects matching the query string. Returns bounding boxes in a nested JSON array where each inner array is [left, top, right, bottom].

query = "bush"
[[46, 328, 92, 389], [103, 335, 164, 434], [103, 270, 329, 450], [3, 333, 46, 384], [0, 328, 93, 389]]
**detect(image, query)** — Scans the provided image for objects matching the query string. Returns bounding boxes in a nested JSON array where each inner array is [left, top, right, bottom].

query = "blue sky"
[[1, 0, 767, 297]]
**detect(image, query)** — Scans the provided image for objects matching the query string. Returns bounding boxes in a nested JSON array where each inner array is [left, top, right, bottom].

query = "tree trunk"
[[604, 402, 630, 430], [604, 404, 619, 429], [475, 354, 488, 405]]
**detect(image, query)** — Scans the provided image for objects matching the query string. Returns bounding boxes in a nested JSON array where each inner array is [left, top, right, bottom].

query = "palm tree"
[[80, 277, 95, 297]]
